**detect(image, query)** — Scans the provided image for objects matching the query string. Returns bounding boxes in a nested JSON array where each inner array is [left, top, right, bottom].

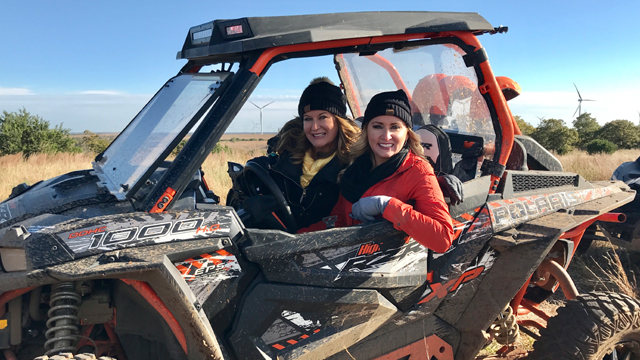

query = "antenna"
[[249, 101, 275, 134], [573, 83, 595, 118]]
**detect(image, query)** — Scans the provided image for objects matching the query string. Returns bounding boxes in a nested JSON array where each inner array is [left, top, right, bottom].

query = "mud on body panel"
[[488, 185, 618, 232], [297, 238, 429, 280], [56, 210, 236, 257], [261, 310, 322, 351]]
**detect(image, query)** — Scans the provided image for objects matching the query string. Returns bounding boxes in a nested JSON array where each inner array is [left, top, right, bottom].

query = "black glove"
[[437, 174, 464, 206], [242, 195, 278, 224]]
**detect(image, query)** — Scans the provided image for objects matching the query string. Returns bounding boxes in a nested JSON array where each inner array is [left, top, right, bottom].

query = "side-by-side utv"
[[0, 11, 637, 360]]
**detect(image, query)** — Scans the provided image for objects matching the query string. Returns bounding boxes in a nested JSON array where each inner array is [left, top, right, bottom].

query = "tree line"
[[2, 109, 638, 158], [516, 114, 639, 155]]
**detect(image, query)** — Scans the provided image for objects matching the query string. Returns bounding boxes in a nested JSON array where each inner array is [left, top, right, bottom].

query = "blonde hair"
[[275, 114, 360, 164], [348, 122, 425, 170]]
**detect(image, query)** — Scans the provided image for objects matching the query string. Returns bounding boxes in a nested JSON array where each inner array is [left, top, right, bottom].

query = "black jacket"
[[249, 151, 344, 230]]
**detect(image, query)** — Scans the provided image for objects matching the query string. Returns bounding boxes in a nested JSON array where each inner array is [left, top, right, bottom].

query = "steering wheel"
[[243, 161, 298, 232]]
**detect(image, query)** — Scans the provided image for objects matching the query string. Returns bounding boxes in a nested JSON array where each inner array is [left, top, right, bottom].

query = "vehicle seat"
[[447, 132, 484, 183], [415, 125, 453, 175]]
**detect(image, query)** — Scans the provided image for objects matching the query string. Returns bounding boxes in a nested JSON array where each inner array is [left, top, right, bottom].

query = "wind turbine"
[[249, 101, 275, 135], [572, 83, 595, 118]]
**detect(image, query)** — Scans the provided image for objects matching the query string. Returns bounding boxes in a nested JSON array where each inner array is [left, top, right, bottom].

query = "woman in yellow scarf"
[[238, 77, 360, 231]]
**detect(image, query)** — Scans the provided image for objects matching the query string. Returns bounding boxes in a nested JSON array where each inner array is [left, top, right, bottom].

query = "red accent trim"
[[120, 279, 188, 354], [519, 298, 550, 321], [596, 212, 626, 224], [150, 187, 177, 213], [249, 33, 435, 76], [272, 343, 285, 350], [366, 54, 412, 103], [427, 271, 434, 283], [336, 54, 362, 118], [270, 211, 287, 230], [104, 322, 129, 360], [201, 173, 210, 190], [187, 65, 203, 73], [373, 334, 454, 360], [216, 249, 232, 256], [0, 286, 35, 317], [509, 275, 531, 312]]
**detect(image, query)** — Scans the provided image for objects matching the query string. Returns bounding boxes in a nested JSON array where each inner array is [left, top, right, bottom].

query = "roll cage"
[[94, 12, 516, 214]]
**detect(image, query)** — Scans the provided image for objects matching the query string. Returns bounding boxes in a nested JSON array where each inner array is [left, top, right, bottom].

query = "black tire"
[[528, 292, 640, 360]]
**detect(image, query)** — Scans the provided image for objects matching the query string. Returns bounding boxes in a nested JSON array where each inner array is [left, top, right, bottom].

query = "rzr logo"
[[332, 241, 426, 281], [357, 242, 381, 256], [418, 266, 485, 304]]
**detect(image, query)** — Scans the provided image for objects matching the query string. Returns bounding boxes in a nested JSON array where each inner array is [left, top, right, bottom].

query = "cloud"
[[0, 87, 33, 96]]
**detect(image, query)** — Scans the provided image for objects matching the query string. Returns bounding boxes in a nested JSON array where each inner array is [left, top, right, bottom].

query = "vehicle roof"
[[178, 11, 495, 63]]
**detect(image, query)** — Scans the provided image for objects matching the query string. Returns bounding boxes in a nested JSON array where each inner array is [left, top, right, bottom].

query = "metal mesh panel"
[[512, 174, 577, 193]]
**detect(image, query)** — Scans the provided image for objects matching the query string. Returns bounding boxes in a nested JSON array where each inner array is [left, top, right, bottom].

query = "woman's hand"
[[351, 196, 392, 222]]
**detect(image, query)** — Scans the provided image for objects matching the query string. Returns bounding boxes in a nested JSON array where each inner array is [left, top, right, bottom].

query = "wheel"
[[528, 292, 640, 360], [243, 161, 297, 232]]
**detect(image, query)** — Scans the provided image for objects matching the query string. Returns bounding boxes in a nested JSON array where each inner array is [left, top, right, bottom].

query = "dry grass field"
[[556, 149, 638, 181], [0, 138, 636, 201]]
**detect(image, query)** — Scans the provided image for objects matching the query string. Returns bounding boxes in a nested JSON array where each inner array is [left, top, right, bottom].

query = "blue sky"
[[1, 0, 639, 133]]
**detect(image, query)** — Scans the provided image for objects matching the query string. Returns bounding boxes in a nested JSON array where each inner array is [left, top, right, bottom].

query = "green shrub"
[[171, 139, 188, 156], [0, 109, 80, 158], [586, 139, 618, 155], [531, 118, 578, 155], [596, 120, 640, 149], [78, 130, 111, 154], [212, 143, 231, 154]]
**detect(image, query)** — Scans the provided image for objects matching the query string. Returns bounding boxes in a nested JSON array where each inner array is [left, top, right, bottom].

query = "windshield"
[[93, 72, 230, 199], [337, 44, 495, 152]]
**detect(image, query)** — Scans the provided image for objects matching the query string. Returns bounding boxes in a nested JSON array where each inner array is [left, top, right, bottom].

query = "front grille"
[[512, 174, 577, 193]]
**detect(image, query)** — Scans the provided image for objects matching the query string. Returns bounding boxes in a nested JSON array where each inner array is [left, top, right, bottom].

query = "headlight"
[[0, 248, 27, 272], [0, 226, 29, 272]]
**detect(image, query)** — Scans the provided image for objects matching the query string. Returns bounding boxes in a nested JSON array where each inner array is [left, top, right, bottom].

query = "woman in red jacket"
[[304, 89, 454, 253]]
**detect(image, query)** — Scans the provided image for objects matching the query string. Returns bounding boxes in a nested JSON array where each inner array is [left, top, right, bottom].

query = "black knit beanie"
[[298, 81, 347, 119], [362, 89, 412, 129]]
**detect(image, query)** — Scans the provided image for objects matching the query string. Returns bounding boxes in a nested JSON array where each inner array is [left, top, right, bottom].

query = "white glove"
[[351, 196, 392, 222]]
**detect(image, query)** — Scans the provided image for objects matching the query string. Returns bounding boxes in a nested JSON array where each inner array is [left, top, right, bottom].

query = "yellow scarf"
[[300, 150, 336, 188]]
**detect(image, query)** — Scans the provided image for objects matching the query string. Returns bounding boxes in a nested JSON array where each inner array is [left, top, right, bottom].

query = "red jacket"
[[301, 151, 454, 253]]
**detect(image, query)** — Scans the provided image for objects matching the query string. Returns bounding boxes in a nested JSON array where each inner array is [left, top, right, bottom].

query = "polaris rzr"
[[0, 12, 637, 360]]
